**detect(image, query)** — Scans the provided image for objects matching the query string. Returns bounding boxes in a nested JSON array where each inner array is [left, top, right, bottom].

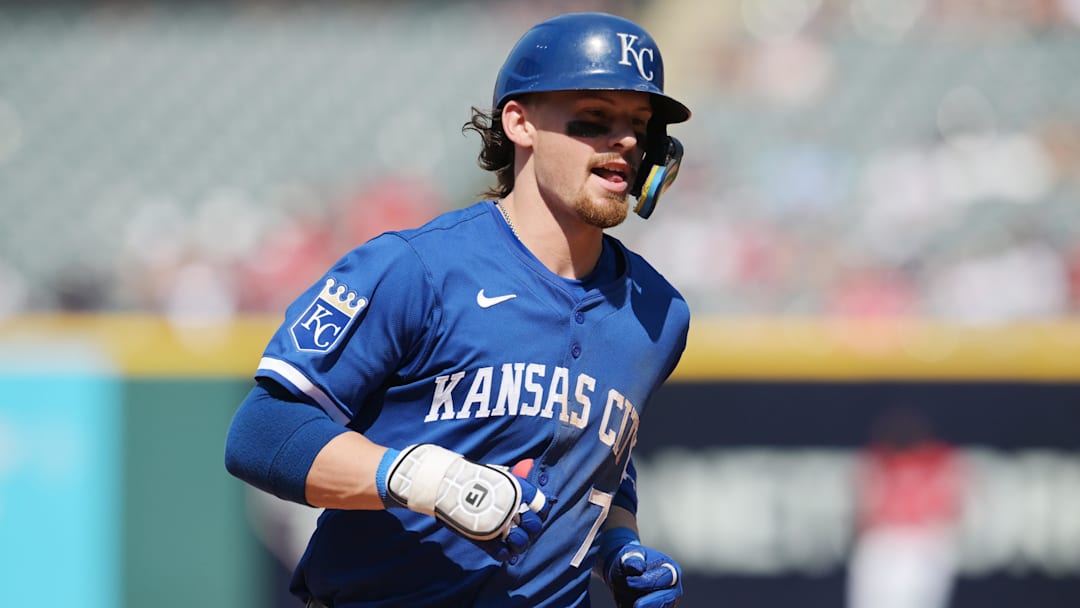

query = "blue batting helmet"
[[493, 12, 691, 125]]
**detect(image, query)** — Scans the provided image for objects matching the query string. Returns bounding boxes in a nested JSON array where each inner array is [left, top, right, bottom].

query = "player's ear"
[[501, 99, 535, 148]]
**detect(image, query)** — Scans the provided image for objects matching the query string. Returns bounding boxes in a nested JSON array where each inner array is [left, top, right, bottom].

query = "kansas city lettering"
[[425, 363, 639, 455]]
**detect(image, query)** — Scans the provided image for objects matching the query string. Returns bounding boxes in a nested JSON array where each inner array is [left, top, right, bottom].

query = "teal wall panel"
[[122, 378, 265, 608], [0, 373, 122, 608]]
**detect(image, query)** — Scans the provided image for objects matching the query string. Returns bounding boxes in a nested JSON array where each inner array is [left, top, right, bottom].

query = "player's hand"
[[604, 540, 683, 608], [379, 444, 549, 560], [492, 471, 547, 561]]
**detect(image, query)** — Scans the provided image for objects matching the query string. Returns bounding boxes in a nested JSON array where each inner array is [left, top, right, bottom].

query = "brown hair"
[[463, 106, 515, 199]]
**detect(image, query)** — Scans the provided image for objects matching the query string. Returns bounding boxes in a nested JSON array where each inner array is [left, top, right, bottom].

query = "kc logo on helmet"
[[617, 33, 655, 81], [290, 277, 367, 353]]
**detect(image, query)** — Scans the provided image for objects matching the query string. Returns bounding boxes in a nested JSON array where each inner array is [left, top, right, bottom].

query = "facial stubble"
[[573, 188, 630, 229]]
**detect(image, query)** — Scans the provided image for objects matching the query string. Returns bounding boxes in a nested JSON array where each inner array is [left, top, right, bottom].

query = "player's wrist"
[[374, 446, 401, 509], [598, 526, 641, 577]]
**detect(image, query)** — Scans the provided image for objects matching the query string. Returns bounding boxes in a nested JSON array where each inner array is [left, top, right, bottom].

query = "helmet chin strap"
[[632, 136, 684, 219]]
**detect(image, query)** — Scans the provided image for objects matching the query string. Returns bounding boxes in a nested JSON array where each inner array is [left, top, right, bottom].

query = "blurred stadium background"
[[0, 0, 1077, 607]]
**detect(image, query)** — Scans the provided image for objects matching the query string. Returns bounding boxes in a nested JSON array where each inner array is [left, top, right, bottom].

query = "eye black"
[[566, 120, 610, 138]]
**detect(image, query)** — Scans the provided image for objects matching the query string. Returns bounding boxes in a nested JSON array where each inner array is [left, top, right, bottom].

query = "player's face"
[[527, 91, 652, 229]]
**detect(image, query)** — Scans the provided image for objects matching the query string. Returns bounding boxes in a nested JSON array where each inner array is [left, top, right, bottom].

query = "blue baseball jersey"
[[257, 201, 689, 607]]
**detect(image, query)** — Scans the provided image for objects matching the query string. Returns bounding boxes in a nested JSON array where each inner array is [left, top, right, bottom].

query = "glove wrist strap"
[[598, 526, 641, 578], [375, 447, 401, 508], [398, 444, 461, 516]]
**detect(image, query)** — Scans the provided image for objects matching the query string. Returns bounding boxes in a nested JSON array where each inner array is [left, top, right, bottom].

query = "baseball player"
[[225, 12, 690, 607]]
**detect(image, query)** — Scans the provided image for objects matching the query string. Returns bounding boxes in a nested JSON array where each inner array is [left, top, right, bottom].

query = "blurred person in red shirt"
[[847, 406, 966, 608]]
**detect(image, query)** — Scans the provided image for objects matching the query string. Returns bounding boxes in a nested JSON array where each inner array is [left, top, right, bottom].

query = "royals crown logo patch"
[[290, 277, 368, 353]]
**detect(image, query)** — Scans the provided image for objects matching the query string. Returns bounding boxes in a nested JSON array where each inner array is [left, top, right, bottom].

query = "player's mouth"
[[590, 161, 633, 193]]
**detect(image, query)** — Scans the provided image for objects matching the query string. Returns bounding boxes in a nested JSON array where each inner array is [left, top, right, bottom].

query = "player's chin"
[[577, 192, 629, 229]]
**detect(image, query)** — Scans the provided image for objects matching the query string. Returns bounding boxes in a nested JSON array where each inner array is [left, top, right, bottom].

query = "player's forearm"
[[305, 431, 390, 510], [603, 505, 639, 535]]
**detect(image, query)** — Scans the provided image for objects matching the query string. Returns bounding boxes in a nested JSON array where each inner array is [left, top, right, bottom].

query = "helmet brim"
[[652, 94, 691, 125], [496, 80, 691, 126]]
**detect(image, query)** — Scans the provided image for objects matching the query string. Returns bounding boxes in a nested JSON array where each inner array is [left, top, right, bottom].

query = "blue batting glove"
[[491, 474, 549, 562], [603, 531, 683, 608]]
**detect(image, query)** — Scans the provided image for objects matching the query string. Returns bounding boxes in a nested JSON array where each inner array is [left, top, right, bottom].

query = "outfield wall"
[[0, 316, 1077, 608], [627, 381, 1080, 608], [0, 317, 267, 608]]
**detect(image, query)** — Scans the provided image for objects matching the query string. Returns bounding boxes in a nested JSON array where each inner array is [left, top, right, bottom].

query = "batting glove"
[[602, 528, 683, 608], [376, 444, 549, 561]]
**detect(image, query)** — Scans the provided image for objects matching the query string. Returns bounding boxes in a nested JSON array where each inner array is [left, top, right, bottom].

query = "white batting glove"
[[377, 444, 548, 559]]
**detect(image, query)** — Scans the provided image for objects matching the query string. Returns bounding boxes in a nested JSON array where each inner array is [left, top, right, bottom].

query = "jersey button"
[[538, 472, 549, 486], [574, 311, 585, 324], [571, 343, 582, 358], [509, 555, 520, 565]]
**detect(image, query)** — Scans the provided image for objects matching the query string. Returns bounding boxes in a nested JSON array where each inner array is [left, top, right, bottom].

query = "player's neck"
[[499, 195, 603, 280]]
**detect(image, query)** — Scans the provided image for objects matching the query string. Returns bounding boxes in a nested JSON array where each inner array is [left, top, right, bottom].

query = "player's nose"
[[607, 120, 640, 151], [609, 126, 639, 151]]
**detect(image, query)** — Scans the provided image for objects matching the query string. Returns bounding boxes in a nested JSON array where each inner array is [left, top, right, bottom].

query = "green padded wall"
[[123, 378, 265, 608]]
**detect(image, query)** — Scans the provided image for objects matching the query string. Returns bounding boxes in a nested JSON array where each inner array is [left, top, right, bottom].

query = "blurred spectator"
[[924, 239, 1070, 322], [0, 258, 29, 318], [335, 174, 445, 250], [847, 406, 966, 608], [827, 265, 919, 318], [237, 174, 444, 313], [1065, 244, 1080, 313], [237, 215, 338, 315]]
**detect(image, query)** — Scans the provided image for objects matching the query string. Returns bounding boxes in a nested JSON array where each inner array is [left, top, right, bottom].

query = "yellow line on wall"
[[0, 314, 278, 378], [1, 315, 1079, 380], [675, 317, 1080, 381]]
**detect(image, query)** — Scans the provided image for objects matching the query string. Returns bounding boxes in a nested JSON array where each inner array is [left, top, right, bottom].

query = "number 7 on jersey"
[[571, 487, 613, 568]]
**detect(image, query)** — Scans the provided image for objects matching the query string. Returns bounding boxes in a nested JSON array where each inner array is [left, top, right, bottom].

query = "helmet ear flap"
[[632, 124, 684, 219]]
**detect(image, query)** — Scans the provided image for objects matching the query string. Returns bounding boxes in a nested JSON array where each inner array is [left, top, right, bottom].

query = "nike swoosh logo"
[[476, 289, 517, 308]]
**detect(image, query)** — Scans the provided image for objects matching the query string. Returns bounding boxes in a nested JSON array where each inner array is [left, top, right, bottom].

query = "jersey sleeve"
[[255, 233, 437, 424], [224, 379, 350, 504]]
